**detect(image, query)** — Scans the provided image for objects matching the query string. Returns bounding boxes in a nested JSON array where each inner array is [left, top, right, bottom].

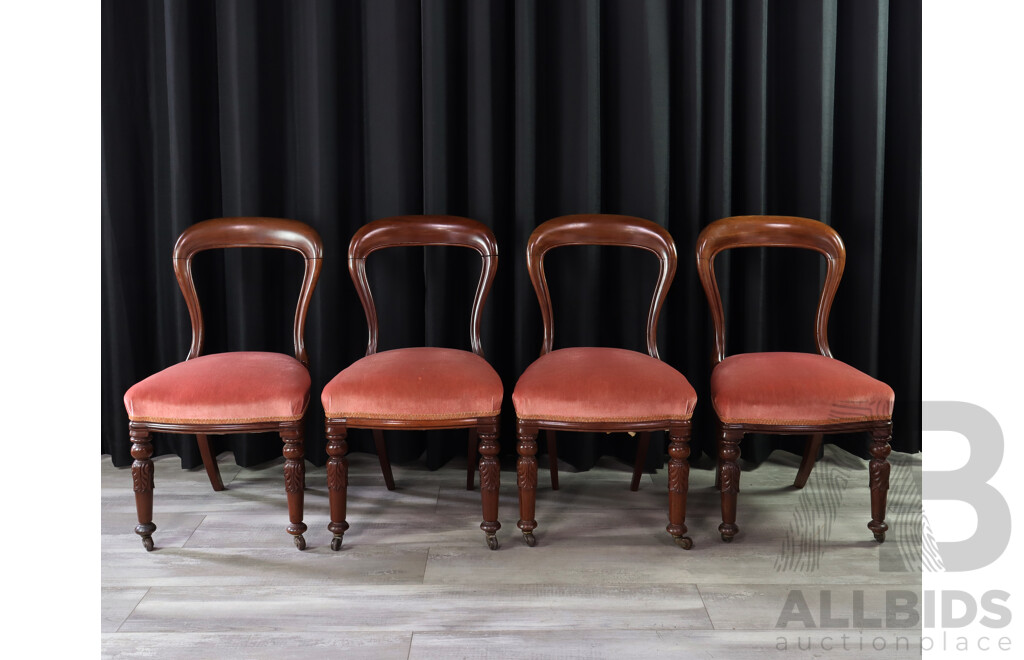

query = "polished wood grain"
[[328, 215, 502, 550], [695, 215, 893, 543], [516, 214, 692, 549], [128, 217, 323, 552]]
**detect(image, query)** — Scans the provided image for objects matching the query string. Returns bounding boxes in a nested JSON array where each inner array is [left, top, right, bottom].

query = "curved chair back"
[[695, 215, 846, 366], [526, 214, 678, 359], [348, 215, 499, 358], [173, 217, 324, 366]]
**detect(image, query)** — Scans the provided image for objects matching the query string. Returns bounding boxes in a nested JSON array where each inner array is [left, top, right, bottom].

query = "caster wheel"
[[331, 536, 343, 551], [720, 533, 733, 543], [873, 532, 886, 544], [523, 532, 537, 547], [293, 535, 306, 551], [142, 536, 154, 552], [674, 536, 693, 550], [486, 534, 499, 551]]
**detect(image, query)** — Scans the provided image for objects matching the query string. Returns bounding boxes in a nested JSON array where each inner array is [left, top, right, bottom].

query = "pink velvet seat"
[[322, 347, 502, 420], [124, 351, 311, 425], [513, 347, 696, 423], [711, 352, 894, 425]]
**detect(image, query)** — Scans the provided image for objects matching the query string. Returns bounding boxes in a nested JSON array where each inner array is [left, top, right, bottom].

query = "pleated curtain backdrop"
[[102, 0, 921, 472]]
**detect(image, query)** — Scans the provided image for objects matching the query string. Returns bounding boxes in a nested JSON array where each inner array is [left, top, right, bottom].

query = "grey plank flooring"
[[102, 445, 921, 657]]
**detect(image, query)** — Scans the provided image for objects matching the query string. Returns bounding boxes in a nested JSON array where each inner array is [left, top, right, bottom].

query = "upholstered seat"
[[711, 352, 894, 425], [322, 346, 503, 420], [513, 347, 697, 423], [124, 351, 311, 424]]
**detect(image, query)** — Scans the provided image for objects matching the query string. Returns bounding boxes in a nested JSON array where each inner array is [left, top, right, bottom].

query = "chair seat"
[[322, 347, 503, 420], [124, 352, 311, 424], [711, 352, 894, 425], [512, 347, 696, 423]]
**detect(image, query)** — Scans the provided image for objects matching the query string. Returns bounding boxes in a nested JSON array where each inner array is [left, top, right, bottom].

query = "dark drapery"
[[102, 0, 921, 471]]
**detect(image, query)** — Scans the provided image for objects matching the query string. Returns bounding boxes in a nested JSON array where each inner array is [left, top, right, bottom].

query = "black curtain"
[[102, 0, 921, 471]]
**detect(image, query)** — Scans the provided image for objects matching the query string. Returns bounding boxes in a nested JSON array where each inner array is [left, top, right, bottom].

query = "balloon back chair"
[[695, 215, 894, 543], [123, 217, 323, 551], [512, 214, 698, 549], [321, 215, 503, 551]]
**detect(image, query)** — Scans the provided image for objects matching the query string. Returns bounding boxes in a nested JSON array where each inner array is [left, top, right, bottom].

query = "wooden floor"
[[102, 444, 922, 659]]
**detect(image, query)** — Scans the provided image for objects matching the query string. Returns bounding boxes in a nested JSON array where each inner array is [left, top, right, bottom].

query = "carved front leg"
[[281, 425, 307, 550], [718, 429, 742, 542], [130, 426, 156, 551], [516, 427, 539, 547], [667, 424, 693, 549], [326, 423, 349, 551], [478, 425, 501, 550], [868, 426, 892, 543]]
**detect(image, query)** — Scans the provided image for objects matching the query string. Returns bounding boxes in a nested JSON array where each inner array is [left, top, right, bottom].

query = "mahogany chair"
[[123, 217, 323, 551], [512, 214, 698, 549], [321, 215, 503, 551], [695, 215, 894, 543]]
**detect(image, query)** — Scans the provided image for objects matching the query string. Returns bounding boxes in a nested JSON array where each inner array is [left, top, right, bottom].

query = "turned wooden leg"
[[326, 423, 350, 551], [545, 429, 559, 490], [794, 433, 823, 489], [666, 424, 693, 549], [372, 429, 396, 491], [195, 433, 225, 492], [630, 431, 651, 491], [478, 424, 502, 550], [130, 426, 156, 551], [868, 425, 892, 543], [718, 429, 742, 542], [713, 418, 724, 490], [281, 425, 307, 550], [517, 424, 539, 547], [466, 428, 478, 490]]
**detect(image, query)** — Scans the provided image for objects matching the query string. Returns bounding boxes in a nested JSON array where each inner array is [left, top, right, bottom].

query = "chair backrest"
[[526, 214, 678, 359], [348, 215, 499, 358], [695, 215, 846, 366], [173, 217, 324, 367]]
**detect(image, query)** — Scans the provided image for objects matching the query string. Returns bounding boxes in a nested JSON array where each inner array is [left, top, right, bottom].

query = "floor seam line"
[[114, 587, 151, 633], [694, 584, 717, 631]]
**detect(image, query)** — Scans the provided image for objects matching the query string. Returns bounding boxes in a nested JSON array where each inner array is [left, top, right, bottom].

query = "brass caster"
[[331, 536, 343, 551], [720, 533, 733, 543], [142, 536, 154, 552], [293, 534, 306, 551], [523, 532, 537, 547], [873, 532, 886, 544], [486, 534, 499, 551], [673, 536, 693, 550]]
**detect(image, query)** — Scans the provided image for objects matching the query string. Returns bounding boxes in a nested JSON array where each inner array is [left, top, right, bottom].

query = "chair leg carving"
[[326, 423, 350, 551], [478, 425, 502, 550], [281, 425, 307, 550], [666, 425, 693, 550], [545, 430, 559, 490], [372, 429, 396, 491], [466, 428, 478, 491], [196, 433, 225, 492], [130, 426, 157, 551], [713, 418, 724, 491], [868, 426, 892, 543], [794, 433, 823, 489], [630, 431, 650, 492], [718, 429, 742, 542], [517, 427, 539, 547]]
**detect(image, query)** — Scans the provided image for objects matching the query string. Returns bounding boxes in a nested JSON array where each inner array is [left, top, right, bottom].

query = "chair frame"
[[515, 214, 693, 550], [695, 215, 892, 543], [326, 215, 501, 551], [127, 217, 323, 552]]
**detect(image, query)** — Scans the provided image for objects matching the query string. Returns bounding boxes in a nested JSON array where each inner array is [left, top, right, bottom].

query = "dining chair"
[[321, 215, 503, 551], [512, 214, 698, 549], [695, 215, 894, 543], [122, 217, 323, 551]]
